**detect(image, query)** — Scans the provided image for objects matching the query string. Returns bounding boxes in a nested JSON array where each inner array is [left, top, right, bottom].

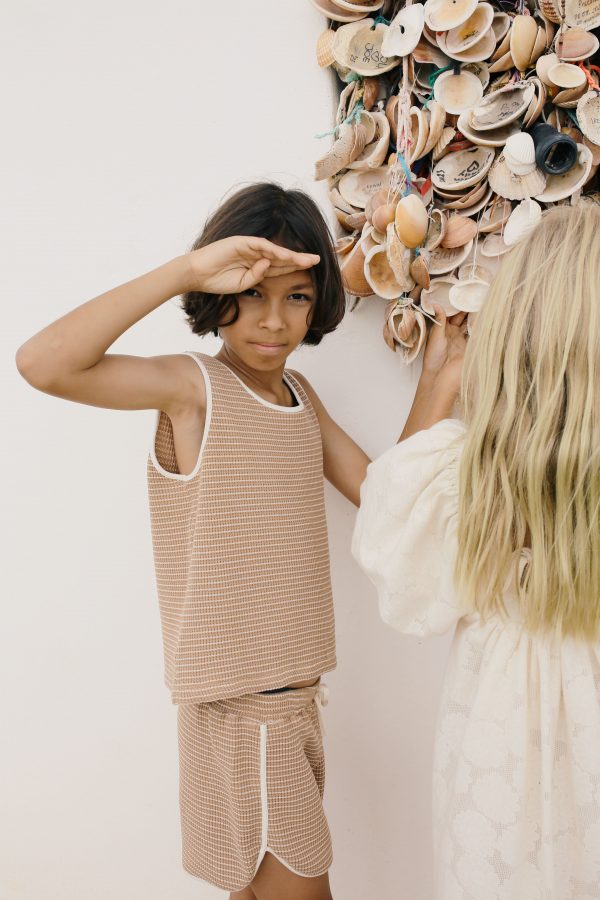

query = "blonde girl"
[[352, 201, 600, 899]]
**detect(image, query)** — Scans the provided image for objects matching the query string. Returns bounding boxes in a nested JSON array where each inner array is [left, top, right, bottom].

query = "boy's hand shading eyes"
[[184, 236, 320, 296]]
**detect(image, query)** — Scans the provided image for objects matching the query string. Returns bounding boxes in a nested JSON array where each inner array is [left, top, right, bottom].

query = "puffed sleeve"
[[352, 418, 466, 637]]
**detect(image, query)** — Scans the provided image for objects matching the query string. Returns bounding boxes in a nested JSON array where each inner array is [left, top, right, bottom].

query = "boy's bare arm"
[[289, 372, 370, 507]]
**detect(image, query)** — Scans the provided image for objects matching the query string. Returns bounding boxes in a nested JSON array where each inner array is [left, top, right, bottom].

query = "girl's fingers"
[[432, 303, 447, 327], [449, 311, 467, 327]]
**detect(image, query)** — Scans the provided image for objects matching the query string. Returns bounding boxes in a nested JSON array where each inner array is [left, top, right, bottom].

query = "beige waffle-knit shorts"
[[177, 680, 332, 892]]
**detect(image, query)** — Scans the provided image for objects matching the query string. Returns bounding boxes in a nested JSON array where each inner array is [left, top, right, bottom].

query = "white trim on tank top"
[[210, 354, 305, 413], [148, 352, 213, 482]]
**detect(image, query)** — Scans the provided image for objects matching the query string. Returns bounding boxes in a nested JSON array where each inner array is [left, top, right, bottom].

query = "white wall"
[[2, 3, 451, 898]]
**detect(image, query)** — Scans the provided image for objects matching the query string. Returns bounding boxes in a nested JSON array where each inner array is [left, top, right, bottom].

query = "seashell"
[[372, 201, 397, 232], [332, 19, 400, 77], [478, 197, 512, 233], [441, 215, 478, 248], [425, 209, 447, 250], [419, 100, 447, 157], [510, 15, 541, 72], [578, 91, 600, 145], [563, 0, 600, 31], [538, 0, 562, 24], [365, 188, 390, 223], [457, 110, 520, 147], [335, 235, 357, 257], [462, 61, 490, 88], [340, 239, 374, 297], [458, 263, 492, 282], [523, 77, 547, 128], [338, 166, 392, 208], [370, 227, 387, 244], [382, 4, 425, 57], [457, 184, 493, 218], [433, 69, 484, 115], [492, 29, 512, 62], [386, 224, 417, 290], [488, 50, 514, 74], [504, 132, 537, 175], [410, 250, 431, 289], [402, 308, 428, 363], [316, 30, 336, 68], [385, 300, 415, 348], [445, 3, 494, 53], [534, 143, 593, 201], [470, 82, 536, 131], [439, 180, 489, 211], [362, 76, 380, 110], [548, 62, 587, 89], [424, 0, 478, 32], [364, 243, 404, 298], [429, 239, 474, 274], [433, 126, 457, 161], [553, 83, 588, 107], [310, 0, 370, 22], [536, 52, 560, 86], [491, 11, 511, 43], [438, 26, 496, 63], [449, 278, 489, 312], [555, 28, 600, 62], [583, 136, 600, 165], [315, 122, 357, 181], [504, 199, 542, 246], [488, 154, 547, 200], [408, 105, 430, 164], [333, 0, 385, 12], [420, 276, 459, 314], [481, 232, 511, 257], [347, 112, 391, 170], [359, 223, 378, 256], [413, 36, 450, 66], [431, 146, 496, 191], [345, 211, 368, 230], [395, 193, 429, 248]]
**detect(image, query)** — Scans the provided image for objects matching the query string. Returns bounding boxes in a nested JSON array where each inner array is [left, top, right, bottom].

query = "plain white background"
[[2, 3, 452, 898]]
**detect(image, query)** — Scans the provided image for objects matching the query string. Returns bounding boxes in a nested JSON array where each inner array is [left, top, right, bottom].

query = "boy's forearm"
[[17, 255, 192, 382], [398, 371, 458, 442]]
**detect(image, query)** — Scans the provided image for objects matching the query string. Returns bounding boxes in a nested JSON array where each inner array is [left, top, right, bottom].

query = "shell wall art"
[[311, 0, 600, 361]]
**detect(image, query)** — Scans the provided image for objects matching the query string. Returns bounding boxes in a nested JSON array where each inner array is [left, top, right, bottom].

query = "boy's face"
[[219, 269, 316, 370]]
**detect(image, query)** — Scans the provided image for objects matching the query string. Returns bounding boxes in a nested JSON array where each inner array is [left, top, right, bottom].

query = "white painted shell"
[[448, 278, 489, 312], [503, 199, 542, 246]]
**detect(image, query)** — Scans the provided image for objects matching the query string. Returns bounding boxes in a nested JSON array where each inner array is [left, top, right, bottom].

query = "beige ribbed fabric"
[[177, 681, 332, 891], [147, 352, 336, 704]]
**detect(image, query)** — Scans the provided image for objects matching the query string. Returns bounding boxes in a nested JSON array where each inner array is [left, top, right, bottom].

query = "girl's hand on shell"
[[185, 236, 320, 296], [422, 304, 468, 396]]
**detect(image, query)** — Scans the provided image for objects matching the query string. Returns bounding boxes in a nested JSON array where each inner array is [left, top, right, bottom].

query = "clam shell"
[[315, 122, 357, 181], [439, 180, 489, 211], [563, 0, 600, 30], [386, 224, 417, 290], [583, 135, 600, 165], [431, 146, 496, 191], [457, 110, 520, 147], [536, 52, 560, 86], [382, 3, 425, 57], [441, 215, 478, 248], [408, 105, 430, 164], [338, 166, 392, 209], [395, 193, 429, 248], [364, 243, 405, 298], [432, 126, 457, 161], [438, 26, 496, 63], [410, 251, 431, 289], [332, 20, 400, 77], [340, 239, 374, 297], [555, 28, 600, 62], [488, 50, 515, 74], [458, 263, 493, 282], [413, 36, 451, 66], [429, 239, 474, 274], [371, 201, 397, 232], [433, 69, 484, 114], [478, 197, 513, 233], [470, 82, 536, 131], [577, 91, 600, 145], [424, 0, 478, 32], [534, 143, 593, 201], [347, 111, 391, 170], [553, 83, 588, 107], [523, 77, 547, 128], [335, 235, 358, 257], [445, 2, 494, 52], [401, 308, 427, 363], [491, 11, 511, 43], [462, 61, 490, 88], [449, 278, 489, 312], [420, 100, 447, 157], [548, 62, 587, 88], [364, 188, 390, 223], [333, 0, 385, 11], [510, 15, 540, 72], [481, 232, 511, 257], [503, 199, 542, 246], [420, 276, 459, 314], [425, 209, 447, 250], [362, 76, 380, 110]]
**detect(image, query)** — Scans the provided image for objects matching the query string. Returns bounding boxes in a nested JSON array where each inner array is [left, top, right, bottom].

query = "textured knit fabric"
[[147, 352, 336, 704], [352, 418, 600, 900], [177, 681, 332, 891]]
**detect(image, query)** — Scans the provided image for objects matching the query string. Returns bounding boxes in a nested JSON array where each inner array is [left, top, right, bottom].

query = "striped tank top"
[[147, 352, 337, 704]]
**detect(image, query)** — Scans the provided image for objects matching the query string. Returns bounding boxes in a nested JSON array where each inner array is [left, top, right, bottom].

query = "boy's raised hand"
[[186, 236, 320, 296]]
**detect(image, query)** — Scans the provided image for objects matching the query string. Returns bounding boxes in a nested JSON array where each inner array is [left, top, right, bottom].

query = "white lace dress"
[[352, 418, 600, 900]]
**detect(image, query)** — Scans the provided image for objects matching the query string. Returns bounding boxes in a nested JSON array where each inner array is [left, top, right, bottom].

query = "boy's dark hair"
[[181, 182, 346, 345]]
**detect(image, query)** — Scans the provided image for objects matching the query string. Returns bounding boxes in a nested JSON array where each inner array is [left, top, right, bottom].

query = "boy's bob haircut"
[[182, 182, 346, 345]]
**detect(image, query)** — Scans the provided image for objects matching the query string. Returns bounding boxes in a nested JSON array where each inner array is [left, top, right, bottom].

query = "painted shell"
[[424, 0, 478, 32], [504, 199, 542, 246], [395, 194, 429, 249], [433, 69, 484, 114], [382, 4, 425, 57]]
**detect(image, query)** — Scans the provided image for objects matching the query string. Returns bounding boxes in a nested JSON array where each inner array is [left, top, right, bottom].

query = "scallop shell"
[[424, 0, 478, 31], [364, 243, 404, 298], [395, 194, 429, 248], [382, 3, 425, 57], [555, 28, 600, 62], [534, 143, 593, 201], [449, 278, 489, 312], [488, 154, 547, 200], [441, 215, 478, 248], [504, 132, 537, 174], [433, 69, 484, 114], [504, 199, 542, 246], [539, 0, 562, 24], [316, 30, 336, 68]]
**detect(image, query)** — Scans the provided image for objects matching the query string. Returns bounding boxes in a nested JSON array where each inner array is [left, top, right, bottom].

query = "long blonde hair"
[[456, 201, 600, 638]]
